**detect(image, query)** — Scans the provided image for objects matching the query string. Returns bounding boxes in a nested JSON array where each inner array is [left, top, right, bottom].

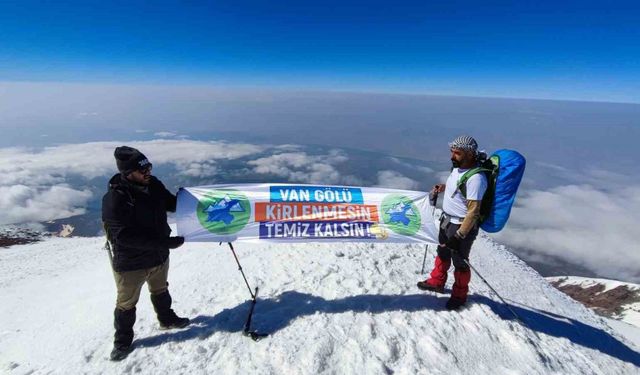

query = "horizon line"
[[2, 79, 639, 106]]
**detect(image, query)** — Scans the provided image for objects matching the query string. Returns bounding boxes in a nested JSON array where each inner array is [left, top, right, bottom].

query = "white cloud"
[[248, 150, 354, 184], [0, 140, 266, 225], [389, 157, 434, 174], [494, 183, 640, 282], [0, 140, 370, 225], [154, 131, 177, 138], [0, 185, 92, 225], [434, 170, 451, 183], [534, 161, 568, 172], [534, 162, 632, 188], [133, 139, 265, 171], [375, 170, 419, 190], [181, 162, 218, 178], [0, 140, 265, 185]]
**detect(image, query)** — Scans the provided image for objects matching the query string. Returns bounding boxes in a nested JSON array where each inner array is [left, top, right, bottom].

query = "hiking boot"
[[417, 256, 451, 293], [110, 345, 133, 361], [446, 296, 466, 310], [151, 291, 190, 330], [417, 281, 446, 293], [159, 316, 190, 330], [112, 307, 136, 361]]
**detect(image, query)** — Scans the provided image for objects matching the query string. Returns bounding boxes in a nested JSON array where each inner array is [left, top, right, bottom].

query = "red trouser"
[[426, 255, 451, 288], [452, 269, 471, 301]]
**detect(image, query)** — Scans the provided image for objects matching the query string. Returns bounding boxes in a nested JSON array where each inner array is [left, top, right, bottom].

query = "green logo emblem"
[[196, 190, 251, 235], [381, 194, 421, 236]]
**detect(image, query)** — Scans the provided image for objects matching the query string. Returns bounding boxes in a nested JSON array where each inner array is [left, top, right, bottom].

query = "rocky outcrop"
[[0, 227, 45, 248], [549, 276, 640, 321]]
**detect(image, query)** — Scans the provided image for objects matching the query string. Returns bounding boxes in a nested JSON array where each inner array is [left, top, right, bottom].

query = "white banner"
[[176, 183, 438, 244]]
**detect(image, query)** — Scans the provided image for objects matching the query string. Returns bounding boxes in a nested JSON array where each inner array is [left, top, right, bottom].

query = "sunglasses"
[[138, 165, 153, 174]]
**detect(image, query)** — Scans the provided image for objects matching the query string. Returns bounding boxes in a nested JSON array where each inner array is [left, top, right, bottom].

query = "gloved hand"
[[429, 190, 439, 207], [445, 232, 463, 251], [166, 236, 185, 249], [432, 184, 446, 194]]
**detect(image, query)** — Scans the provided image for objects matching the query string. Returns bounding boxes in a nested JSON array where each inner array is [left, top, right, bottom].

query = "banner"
[[176, 183, 438, 244]]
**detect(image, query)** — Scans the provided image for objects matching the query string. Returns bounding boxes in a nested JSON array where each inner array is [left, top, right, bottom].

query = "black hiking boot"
[[151, 291, 190, 330], [417, 281, 446, 293], [110, 345, 133, 361], [446, 296, 466, 310], [111, 307, 136, 361], [159, 316, 190, 330]]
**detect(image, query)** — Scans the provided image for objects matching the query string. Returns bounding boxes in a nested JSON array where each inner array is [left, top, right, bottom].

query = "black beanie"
[[114, 146, 151, 175]]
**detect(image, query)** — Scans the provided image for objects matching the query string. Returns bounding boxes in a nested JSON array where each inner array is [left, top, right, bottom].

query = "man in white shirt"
[[418, 135, 488, 310]]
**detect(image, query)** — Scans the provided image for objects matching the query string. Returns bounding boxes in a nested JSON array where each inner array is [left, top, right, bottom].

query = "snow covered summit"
[[1, 233, 639, 374]]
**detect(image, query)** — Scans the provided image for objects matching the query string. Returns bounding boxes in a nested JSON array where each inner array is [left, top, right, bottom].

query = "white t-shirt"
[[442, 168, 488, 224]]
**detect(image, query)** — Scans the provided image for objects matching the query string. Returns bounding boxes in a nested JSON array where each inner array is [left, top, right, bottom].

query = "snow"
[[605, 319, 640, 350], [1, 234, 639, 374]]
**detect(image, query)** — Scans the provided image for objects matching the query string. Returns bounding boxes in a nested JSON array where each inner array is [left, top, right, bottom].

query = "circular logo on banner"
[[381, 194, 421, 236], [196, 190, 251, 235]]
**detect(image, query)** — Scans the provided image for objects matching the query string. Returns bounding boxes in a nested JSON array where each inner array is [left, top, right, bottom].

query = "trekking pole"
[[420, 244, 429, 275], [421, 191, 439, 274], [461, 257, 523, 323], [224, 242, 267, 341], [227, 242, 255, 299]]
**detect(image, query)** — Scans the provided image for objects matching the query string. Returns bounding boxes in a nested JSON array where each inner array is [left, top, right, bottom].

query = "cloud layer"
[[0, 140, 386, 225], [0, 185, 92, 225], [494, 182, 640, 282], [4, 137, 636, 284], [0, 140, 433, 225], [0, 139, 265, 183], [247, 150, 361, 185], [0, 140, 266, 224], [375, 170, 419, 190]]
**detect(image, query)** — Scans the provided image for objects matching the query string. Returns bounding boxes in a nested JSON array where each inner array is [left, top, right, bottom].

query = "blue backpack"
[[456, 149, 526, 233]]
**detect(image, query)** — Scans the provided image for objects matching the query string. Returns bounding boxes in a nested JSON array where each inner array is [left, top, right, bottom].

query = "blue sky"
[[1, 1, 639, 102]]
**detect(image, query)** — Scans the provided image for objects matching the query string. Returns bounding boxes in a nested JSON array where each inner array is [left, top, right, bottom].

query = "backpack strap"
[[453, 167, 491, 199]]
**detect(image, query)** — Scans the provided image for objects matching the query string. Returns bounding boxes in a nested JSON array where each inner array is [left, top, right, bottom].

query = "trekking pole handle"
[[228, 242, 244, 271], [429, 190, 439, 207]]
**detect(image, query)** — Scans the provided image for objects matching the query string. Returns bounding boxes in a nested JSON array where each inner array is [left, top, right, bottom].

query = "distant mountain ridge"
[[548, 276, 640, 329]]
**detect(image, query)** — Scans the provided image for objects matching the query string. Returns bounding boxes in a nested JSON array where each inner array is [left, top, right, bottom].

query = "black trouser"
[[114, 307, 136, 349], [437, 215, 479, 270]]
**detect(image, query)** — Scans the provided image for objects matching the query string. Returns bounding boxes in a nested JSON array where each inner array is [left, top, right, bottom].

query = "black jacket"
[[102, 174, 176, 272]]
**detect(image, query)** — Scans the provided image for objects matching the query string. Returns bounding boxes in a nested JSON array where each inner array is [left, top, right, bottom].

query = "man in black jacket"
[[102, 146, 189, 361]]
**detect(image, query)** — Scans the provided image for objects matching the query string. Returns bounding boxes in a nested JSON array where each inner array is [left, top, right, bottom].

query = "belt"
[[441, 211, 464, 225]]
